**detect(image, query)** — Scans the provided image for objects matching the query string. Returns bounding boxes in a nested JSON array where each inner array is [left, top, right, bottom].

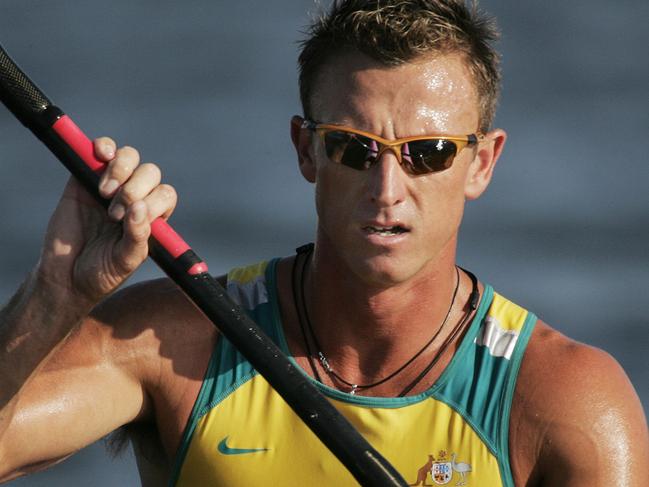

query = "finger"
[[93, 137, 117, 163], [112, 201, 150, 275], [142, 184, 178, 221], [107, 163, 162, 221], [98, 145, 140, 199]]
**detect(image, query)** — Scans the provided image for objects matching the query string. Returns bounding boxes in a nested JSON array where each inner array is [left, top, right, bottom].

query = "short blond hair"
[[298, 0, 501, 132]]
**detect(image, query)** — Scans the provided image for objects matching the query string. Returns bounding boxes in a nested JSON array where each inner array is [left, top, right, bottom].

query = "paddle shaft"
[[0, 44, 407, 487]]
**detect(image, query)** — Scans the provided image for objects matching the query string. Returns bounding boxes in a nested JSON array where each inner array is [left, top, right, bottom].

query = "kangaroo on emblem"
[[411, 454, 435, 485]]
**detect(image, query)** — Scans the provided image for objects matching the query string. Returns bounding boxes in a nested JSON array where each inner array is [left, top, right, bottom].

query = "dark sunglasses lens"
[[404, 139, 458, 175], [324, 131, 377, 170]]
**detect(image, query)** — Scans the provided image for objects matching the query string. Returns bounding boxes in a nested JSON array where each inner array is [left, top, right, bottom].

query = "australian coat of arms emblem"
[[412, 450, 472, 486]]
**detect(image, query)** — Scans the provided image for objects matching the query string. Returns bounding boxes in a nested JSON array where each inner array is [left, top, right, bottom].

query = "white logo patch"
[[474, 316, 519, 359]]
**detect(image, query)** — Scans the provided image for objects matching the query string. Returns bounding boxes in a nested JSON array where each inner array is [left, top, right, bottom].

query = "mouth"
[[362, 224, 410, 236]]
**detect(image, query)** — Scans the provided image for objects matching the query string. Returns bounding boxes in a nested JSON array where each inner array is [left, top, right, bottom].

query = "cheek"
[[414, 172, 467, 235], [314, 166, 351, 223]]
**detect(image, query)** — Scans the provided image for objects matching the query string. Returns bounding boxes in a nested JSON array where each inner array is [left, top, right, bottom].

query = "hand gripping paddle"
[[0, 44, 407, 487]]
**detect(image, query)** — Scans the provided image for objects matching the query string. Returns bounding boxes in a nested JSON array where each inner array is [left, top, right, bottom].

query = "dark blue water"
[[1, 1, 647, 485]]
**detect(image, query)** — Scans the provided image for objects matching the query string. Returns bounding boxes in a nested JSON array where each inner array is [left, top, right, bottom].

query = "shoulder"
[[91, 276, 228, 460], [87, 276, 224, 392], [510, 319, 649, 485], [91, 274, 227, 335], [90, 277, 214, 347]]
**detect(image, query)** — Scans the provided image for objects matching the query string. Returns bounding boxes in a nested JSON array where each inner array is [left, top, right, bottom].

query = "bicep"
[[0, 315, 149, 481], [536, 347, 649, 486]]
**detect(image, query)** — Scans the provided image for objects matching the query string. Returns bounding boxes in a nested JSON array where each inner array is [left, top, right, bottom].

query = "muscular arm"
[[0, 291, 150, 481], [510, 322, 649, 486], [0, 138, 179, 482], [0, 273, 96, 481]]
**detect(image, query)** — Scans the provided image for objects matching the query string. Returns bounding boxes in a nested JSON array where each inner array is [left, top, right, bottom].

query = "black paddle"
[[0, 43, 407, 487]]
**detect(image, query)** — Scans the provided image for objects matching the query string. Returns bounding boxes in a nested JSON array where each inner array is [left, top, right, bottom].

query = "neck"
[[303, 235, 464, 383]]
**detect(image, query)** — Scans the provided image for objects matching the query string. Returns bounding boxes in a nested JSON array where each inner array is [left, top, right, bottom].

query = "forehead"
[[310, 51, 479, 136]]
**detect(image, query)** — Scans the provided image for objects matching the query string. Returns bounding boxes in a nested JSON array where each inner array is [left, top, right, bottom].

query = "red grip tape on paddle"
[[52, 115, 105, 172], [51, 115, 208, 275]]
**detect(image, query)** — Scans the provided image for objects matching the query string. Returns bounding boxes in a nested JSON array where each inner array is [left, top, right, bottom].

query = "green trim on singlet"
[[496, 310, 537, 487], [168, 335, 224, 487], [428, 294, 537, 474], [170, 258, 537, 486], [267, 258, 497, 409], [427, 286, 504, 456], [168, 267, 280, 486], [430, 292, 537, 459], [430, 285, 501, 451], [267, 258, 538, 482]]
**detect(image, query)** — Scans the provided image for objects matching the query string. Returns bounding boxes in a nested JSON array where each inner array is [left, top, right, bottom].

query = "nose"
[[368, 151, 407, 207]]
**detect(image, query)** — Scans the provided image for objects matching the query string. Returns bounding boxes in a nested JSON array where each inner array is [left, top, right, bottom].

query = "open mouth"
[[363, 225, 409, 236]]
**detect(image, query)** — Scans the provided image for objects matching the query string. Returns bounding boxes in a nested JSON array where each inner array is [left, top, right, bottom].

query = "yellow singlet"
[[170, 259, 536, 486]]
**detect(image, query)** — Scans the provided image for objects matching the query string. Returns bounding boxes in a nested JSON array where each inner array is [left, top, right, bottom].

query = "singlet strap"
[[168, 259, 279, 486]]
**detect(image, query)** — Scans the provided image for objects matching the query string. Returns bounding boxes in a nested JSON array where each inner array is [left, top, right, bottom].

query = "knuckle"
[[109, 163, 130, 181], [109, 158, 136, 181], [95, 136, 115, 146], [116, 251, 146, 274], [120, 145, 140, 161], [131, 228, 148, 242], [113, 146, 140, 170], [119, 185, 137, 202], [94, 137, 117, 161], [129, 226, 151, 246], [139, 162, 162, 180], [158, 184, 176, 201]]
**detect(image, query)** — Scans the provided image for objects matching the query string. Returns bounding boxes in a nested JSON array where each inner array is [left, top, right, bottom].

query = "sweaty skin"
[[303, 52, 485, 291], [294, 51, 648, 485], [0, 51, 647, 487]]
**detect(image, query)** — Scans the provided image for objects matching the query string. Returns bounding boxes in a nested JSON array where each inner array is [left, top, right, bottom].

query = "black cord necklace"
[[292, 244, 323, 381], [292, 243, 478, 396], [397, 277, 478, 396]]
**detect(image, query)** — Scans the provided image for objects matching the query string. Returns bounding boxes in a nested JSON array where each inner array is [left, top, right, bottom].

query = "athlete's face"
[[292, 51, 505, 287]]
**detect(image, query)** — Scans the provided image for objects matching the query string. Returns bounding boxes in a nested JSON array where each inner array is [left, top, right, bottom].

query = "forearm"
[[0, 137, 175, 479]]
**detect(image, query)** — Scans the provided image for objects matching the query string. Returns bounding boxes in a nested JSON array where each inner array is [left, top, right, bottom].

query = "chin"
[[351, 253, 422, 288], [318, 226, 441, 287]]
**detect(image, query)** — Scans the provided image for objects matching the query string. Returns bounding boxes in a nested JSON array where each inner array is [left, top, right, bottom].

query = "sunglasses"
[[302, 119, 483, 176]]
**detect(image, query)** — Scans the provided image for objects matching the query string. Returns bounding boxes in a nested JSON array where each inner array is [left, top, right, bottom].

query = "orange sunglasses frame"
[[302, 119, 484, 173]]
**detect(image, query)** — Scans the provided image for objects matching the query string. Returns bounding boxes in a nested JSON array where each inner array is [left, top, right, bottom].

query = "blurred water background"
[[1, 0, 647, 485]]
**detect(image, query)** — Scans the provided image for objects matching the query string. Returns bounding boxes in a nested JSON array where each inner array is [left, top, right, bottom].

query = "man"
[[1, 0, 647, 486]]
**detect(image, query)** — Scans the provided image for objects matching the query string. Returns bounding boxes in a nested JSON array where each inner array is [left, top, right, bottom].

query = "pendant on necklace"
[[350, 384, 358, 395]]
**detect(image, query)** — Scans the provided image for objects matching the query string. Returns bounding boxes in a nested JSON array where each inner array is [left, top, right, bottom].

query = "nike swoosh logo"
[[217, 436, 269, 455]]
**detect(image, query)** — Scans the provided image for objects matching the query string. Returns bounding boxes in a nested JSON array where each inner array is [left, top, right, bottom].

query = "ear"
[[464, 128, 506, 200], [290, 115, 316, 183]]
